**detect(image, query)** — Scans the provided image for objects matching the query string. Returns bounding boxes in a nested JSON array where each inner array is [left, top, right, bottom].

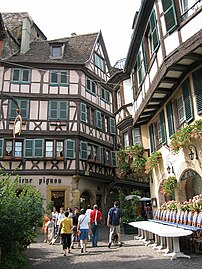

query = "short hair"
[[74, 206, 78, 210], [93, 204, 98, 209], [64, 211, 69, 217], [114, 201, 119, 207], [87, 205, 91, 209]]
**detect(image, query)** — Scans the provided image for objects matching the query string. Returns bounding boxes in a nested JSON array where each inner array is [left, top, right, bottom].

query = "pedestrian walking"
[[107, 201, 122, 248], [51, 206, 58, 235], [86, 205, 92, 241], [90, 204, 102, 247], [46, 216, 55, 244], [77, 208, 91, 253], [42, 212, 50, 243], [71, 206, 79, 249], [56, 207, 65, 243], [58, 211, 73, 256]]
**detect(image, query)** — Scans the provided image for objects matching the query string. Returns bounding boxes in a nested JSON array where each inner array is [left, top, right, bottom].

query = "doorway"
[[51, 191, 65, 212]]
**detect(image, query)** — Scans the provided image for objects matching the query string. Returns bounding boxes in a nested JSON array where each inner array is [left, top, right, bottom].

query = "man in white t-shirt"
[[85, 205, 92, 241], [56, 207, 65, 243]]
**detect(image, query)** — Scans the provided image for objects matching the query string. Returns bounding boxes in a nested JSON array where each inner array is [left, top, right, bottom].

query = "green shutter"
[[142, 39, 147, 73], [182, 78, 193, 122], [59, 101, 68, 120], [162, 0, 177, 33], [111, 151, 116, 167], [49, 101, 58, 119], [80, 103, 87, 122], [160, 110, 167, 144], [137, 51, 142, 84], [166, 101, 175, 137], [20, 100, 28, 119], [80, 141, 88, 160], [192, 67, 202, 114], [0, 139, 3, 157], [98, 146, 104, 163], [149, 124, 155, 153], [34, 139, 43, 157], [24, 139, 34, 158], [96, 110, 102, 129], [66, 139, 75, 159], [110, 118, 116, 135], [149, 9, 159, 53]]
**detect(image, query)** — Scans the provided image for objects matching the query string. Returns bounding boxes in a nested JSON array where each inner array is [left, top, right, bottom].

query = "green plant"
[[0, 173, 44, 269], [170, 119, 202, 153], [117, 144, 146, 175], [161, 176, 177, 196], [145, 151, 162, 174]]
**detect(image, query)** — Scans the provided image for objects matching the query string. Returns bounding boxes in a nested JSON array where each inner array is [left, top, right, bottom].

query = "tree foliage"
[[0, 173, 44, 269]]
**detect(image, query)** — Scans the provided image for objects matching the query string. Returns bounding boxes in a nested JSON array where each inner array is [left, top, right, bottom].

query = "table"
[[129, 221, 192, 260]]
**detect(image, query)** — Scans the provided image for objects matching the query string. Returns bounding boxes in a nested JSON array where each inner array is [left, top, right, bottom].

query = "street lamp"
[[188, 144, 198, 160], [166, 161, 175, 174]]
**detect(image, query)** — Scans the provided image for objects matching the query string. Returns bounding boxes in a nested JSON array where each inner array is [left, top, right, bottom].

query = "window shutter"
[[34, 139, 43, 157], [160, 110, 167, 144], [80, 103, 87, 122], [20, 100, 28, 119], [149, 9, 159, 53], [49, 101, 58, 119], [98, 146, 104, 163], [192, 67, 202, 114], [59, 101, 68, 120], [111, 151, 116, 167], [110, 118, 116, 135], [182, 78, 193, 122], [149, 124, 155, 153], [166, 101, 175, 137], [66, 139, 75, 159], [142, 39, 147, 73], [137, 51, 142, 84], [80, 141, 88, 160], [24, 139, 34, 158], [0, 139, 3, 157], [96, 110, 102, 129], [162, 0, 177, 33]]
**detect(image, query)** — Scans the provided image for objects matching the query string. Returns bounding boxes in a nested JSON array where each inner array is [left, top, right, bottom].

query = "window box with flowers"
[[117, 145, 147, 176], [145, 151, 162, 174], [170, 119, 202, 153]]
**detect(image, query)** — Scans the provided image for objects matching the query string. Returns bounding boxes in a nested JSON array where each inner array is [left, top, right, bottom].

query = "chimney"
[[20, 16, 31, 54], [71, 32, 77, 37]]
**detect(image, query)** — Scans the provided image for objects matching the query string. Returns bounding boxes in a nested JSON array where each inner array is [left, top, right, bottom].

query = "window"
[[177, 95, 185, 124], [45, 141, 53, 157], [14, 141, 23, 157], [162, 0, 177, 33], [181, 78, 193, 122], [50, 45, 63, 58], [96, 110, 102, 129], [117, 90, 121, 109], [180, 0, 202, 19], [10, 99, 29, 119], [80, 141, 88, 160], [149, 9, 159, 54], [5, 141, 12, 156], [24, 139, 43, 158], [111, 151, 116, 167], [109, 118, 116, 135], [50, 70, 68, 85], [49, 101, 68, 120], [98, 146, 104, 163], [80, 103, 87, 122], [149, 124, 155, 153], [56, 141, 64, 157], [101, 88, 110, 103], [123, 132, 129, 147], [87, 107, 94, 126], [65, 139, 75, 159], [12, 68, 30, 83], [192, 67, 202, 115], [157, 120, 162, 144], [166, 101, 175, 137], [86, 78, 96, 95], [157, 110, 167, 145], [94, 53, 105, 71], [105, 118, 108, 133], [132, 128, 141, 145]]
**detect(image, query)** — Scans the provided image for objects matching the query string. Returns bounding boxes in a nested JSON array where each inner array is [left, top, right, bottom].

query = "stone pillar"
[[71, 175, 80, 209]]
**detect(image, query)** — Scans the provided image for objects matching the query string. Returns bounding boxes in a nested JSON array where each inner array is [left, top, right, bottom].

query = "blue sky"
[[1, 0, 141, 65]]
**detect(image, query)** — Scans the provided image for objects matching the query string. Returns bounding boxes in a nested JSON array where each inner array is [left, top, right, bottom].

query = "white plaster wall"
[[49, 87, 58, 94], [21, 85, 29, 93], [149, 59, 158, 83], [2, 81, 9, 92], [30, 101, 38, 119], [123, 79, 133, 104], [181, 12, 202, 43], [39, 101, 48, 120], [31, 70, 41, 82], [164, 31, 180, 56], [44, 71, 49, 83], [70, 71, 79, 84], [11, 84, 20, 92], [31, 84, 40, 94]]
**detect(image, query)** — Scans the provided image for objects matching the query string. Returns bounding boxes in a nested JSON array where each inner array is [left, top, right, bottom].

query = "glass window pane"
[[15, 141, 22, 157], [13, 69, 20, 81], [51, 71, 58, 83], [22, 70, 30, 82], [56, 141, 63, 157], [61, 71, 67, 84], [52, 46, 61, 57]]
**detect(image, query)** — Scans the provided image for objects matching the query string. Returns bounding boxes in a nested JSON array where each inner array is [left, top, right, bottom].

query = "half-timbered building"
[[111, 0, 202, 209], [0, 13, 116, 213]]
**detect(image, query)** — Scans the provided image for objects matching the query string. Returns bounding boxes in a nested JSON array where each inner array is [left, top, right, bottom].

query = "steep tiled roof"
[[9, 32, 99, 64]]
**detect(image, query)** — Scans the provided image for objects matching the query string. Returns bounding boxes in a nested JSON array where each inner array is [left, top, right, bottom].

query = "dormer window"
[[94, 53, 105, 71], [50, 43, 64, 58]]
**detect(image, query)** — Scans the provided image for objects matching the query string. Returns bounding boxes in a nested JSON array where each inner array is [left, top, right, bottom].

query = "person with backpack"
[[107, 201, 122, 248]]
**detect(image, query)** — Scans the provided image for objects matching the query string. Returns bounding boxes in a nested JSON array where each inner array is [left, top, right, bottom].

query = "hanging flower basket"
[[145, 151, 162, 174]]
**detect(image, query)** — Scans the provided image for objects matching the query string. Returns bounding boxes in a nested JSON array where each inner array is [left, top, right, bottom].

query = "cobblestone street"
[[23, 227, 202, 269]]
